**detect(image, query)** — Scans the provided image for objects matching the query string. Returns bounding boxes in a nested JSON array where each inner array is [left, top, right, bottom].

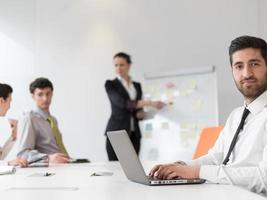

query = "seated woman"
[[0, 83, 27, 167], [0, 119, 17, 160]]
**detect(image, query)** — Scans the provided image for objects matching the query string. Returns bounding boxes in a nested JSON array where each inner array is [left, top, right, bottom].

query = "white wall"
[[0, 0, 36, 146], [259, 0, 267, 38], [0, 0, 264, 161]]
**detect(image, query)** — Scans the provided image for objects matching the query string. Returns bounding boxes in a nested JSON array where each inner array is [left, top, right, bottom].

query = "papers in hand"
[[0, 166, 16, 175]]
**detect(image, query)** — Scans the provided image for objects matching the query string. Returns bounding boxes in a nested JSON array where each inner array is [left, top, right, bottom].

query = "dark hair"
[[229, 35, 267, 65], [113, 52, 132, 64], [0, 83, 13, 100], [29, 77, 53, 94]]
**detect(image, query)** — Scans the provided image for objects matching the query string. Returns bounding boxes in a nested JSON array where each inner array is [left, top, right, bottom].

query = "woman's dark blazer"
[[104, 78, 143, 138]]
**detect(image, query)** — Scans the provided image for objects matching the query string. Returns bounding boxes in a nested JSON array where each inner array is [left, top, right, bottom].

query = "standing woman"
[[0, 83, 27, 167], [105, 52, 165, 161]]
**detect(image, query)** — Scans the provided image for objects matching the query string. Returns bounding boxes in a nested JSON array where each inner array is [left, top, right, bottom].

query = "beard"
[[235, 76, 267, 101]]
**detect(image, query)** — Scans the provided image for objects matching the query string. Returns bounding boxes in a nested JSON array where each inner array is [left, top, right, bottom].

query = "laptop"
[[107, 130, 205, 186]]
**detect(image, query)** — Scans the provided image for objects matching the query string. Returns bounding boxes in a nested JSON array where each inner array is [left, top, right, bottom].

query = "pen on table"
[[28, 156, 47, 165], [44, 172, 52, 176]]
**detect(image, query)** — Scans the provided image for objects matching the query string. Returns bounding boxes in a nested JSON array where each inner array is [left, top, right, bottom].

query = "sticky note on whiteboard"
[[165, 82, 175, 89], [161, 94, 168, 102], [145, 123, 153, 131], [187, 80, 197, 90], [161, 122, 169, 130], [173, 90, 180, 97]]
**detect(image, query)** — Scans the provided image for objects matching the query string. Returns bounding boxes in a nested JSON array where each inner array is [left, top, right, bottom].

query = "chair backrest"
[[193, 126, 223, 159]]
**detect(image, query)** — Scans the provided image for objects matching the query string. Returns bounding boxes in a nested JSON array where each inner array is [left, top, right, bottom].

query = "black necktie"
[[222, 108, 250, 165]]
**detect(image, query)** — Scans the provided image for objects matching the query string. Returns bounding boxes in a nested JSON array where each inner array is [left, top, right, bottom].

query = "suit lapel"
[[114, 78, 130, 99], [133, 82, 141, 100]]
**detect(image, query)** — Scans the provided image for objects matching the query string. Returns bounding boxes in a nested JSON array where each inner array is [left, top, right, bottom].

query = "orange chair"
[[193, 126, 224, 159]]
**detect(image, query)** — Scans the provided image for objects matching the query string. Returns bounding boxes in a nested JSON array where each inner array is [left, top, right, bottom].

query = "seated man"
[[17, 78, 70, 164], [149, 36, 267, 195], [0, 83, 27, 167]]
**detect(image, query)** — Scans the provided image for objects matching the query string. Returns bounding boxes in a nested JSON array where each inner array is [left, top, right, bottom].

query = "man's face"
[[232, 48, 267, 103], [32, 87, 53, 111]]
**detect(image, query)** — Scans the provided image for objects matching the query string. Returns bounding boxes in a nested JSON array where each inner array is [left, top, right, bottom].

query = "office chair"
[[193, 126, 223, 159]]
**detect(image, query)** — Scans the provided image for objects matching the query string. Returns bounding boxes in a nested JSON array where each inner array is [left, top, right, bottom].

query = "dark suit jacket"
[[105, 78, 143, 138]]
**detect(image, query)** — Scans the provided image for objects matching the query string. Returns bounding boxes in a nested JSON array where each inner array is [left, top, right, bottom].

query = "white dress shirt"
[[0, 137, 15, 165], [117, 76, 137, 131], [0, 137, 15, 160], [187, 90, 267, 195]]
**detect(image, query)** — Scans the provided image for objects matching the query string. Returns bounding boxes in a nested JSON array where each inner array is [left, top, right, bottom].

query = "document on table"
[[0, 166, 15, 175]]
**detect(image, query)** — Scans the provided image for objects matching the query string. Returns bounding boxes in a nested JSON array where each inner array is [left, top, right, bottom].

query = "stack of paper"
[[0, 166, 16, 175]]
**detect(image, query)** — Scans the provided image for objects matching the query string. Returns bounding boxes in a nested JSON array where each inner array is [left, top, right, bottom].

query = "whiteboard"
[[139, 66, 218, 162]]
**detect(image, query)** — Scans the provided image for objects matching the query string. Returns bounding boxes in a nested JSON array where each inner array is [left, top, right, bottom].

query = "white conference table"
[[0, 162, 265, 200]]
